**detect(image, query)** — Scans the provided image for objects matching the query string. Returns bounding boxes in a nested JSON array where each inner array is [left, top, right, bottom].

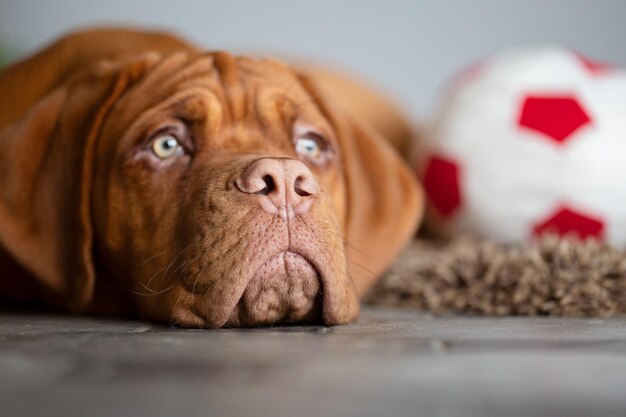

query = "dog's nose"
[[236, 158, 318, 216]]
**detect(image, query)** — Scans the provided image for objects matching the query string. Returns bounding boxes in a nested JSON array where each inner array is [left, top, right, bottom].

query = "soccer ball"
[[419, 46, 626, 245]]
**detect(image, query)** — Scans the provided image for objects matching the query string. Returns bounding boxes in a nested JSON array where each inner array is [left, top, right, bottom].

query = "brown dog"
[[0, 28, 422, 327]]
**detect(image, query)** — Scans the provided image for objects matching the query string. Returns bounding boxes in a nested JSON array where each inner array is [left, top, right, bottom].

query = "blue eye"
[[151, 134, 183, 159], [295, 135, 322, 160]]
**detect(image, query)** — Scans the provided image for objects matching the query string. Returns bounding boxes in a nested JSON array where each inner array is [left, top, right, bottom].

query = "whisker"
[[143, 241, 205, 290], [292, 214, 379, 279], [140, 248, 170, 266], [122, 282, 176, 297], [341, 237, 369, 257], [163, 242, 204, 277]]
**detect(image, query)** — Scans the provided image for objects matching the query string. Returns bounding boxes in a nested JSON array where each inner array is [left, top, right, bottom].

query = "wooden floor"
[[1, 307, 625, 417]]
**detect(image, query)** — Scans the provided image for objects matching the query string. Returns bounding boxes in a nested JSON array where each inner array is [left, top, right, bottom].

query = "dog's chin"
[[162, 244, 358, 328], [226, 251, 323, 327]]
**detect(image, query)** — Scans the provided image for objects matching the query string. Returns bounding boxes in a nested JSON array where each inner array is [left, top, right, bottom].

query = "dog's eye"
[[295, 134, 324, 161], [151, 134, 184, 159]]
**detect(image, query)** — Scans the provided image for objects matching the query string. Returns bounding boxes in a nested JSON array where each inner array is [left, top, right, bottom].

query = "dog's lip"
[[223, 249, 325, 327], [243, 249, 324, 296], [251, 250, 320, 279], [191, 247, 326, 328]]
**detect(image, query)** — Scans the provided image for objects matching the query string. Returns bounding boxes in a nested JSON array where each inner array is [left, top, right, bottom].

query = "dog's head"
[[0, 32, 421, 327]]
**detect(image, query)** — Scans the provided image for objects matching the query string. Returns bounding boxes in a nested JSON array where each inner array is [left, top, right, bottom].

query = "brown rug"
[[365, 235, 626, 317]]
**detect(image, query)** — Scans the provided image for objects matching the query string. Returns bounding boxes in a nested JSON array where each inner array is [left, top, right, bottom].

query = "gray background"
[[1, 0, 625, 118]]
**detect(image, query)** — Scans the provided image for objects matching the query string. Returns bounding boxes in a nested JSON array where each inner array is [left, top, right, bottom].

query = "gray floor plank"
[[1, 308, 625, 417]]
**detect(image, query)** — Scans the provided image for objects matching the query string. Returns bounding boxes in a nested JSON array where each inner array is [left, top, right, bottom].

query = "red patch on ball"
[[518, 95, 592, 144], [576, 53, 614, 75], [532, 205, 605, 240], [422, 155, 463, 218]]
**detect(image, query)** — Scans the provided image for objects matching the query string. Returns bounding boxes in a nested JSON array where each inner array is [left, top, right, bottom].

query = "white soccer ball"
[[420, 46, 626, 245]]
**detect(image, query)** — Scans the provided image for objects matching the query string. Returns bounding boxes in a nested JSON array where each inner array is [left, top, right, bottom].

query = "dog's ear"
[[297, 74, 424, 296], [336, 114, 424, 295], [0, 56, 156, 310]]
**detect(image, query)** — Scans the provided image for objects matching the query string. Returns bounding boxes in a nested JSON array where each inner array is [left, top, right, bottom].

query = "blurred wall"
[[1, 0, 625, 119]]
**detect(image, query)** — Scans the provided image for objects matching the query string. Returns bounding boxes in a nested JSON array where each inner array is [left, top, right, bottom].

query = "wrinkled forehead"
[[102, 52, 330, 142]]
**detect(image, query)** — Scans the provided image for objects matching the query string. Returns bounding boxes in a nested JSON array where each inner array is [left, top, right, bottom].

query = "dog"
[[0, 27, 422, 327]]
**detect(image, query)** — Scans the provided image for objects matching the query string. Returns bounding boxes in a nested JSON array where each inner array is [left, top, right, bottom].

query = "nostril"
[[253, 175, 275, 196], [294, 176, 313, 197]]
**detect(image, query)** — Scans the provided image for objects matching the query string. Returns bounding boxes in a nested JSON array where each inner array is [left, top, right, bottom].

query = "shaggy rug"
[[365, 235, 626, 317]]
